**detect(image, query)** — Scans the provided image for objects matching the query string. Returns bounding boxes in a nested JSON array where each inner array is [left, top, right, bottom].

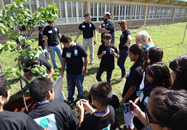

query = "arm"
[[47, 68, 54, 78], [93, 30, 97, 45], [110, 48, 119, 59], [123, 35, 132, 47], [83, 57, 88, 75], [98, 25, 110, 33], [98, 51, 106, 59], [44, 35, 50, 53], [61, 58, 66, 75], [76, 101, 85, 128], [120, 86, 136, 104], [58, 33, 61, 40], [80, 99, 95, 114], [74, 30, 81, 43], [134, 97, 140, 104]]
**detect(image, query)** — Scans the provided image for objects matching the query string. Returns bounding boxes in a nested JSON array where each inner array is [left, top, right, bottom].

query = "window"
[[165, 7, 174, 18], [180, 8, 186, 17], [175, 8, 181, 18], [157, 7, 166, 18], [147, 6, 157, 19], [132, 5, 144, 20]]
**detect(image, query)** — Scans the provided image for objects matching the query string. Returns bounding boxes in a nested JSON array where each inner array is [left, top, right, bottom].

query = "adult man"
[[99, 12, 115, 45], [43, 21, 62, 69], [61, 35, 88, 106], [74, 13, 97, 66]]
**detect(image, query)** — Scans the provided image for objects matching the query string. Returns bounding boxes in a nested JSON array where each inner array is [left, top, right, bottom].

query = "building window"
[[175, 8, 181, 18], [147, 6, 157, 19], [180, 8, 186, 18], [165, 7, 174, 18], [131, 5, 144, 20]]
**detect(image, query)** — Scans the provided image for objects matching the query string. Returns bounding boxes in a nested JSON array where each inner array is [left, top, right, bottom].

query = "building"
[[0, 0, 187, 34]]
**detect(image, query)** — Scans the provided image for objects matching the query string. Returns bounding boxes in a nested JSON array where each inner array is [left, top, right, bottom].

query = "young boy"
[[38, 26, 48, 58], [96, 33, 119, 84], [76, 82, 115, 130], [0, 77, 43, 130], [60, 35, 88, 105], [28, 77, 78, 130]]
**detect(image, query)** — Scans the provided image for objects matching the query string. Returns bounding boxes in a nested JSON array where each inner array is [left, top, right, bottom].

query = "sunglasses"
[[145, 107, 159, 124]]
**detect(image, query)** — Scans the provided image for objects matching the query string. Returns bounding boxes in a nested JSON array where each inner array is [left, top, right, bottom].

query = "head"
[[135, 31, 153, 46], [129, 44, 146, 64], [146, 62, 171, 88], [118, 20, 127, 31], [60, 34, 73, 48], [103, 12, 111, 22], [169, 54, 187, 90], [103, 33, 112, 46], [47, 20, 54, 27], [29, 77, 54, 102], [90, 82, 112, 108], [38, 26, 44, 32], [84, 13, 91, 22], [147, 46, 163, 65], [0, 77, 10, 107], [146, 87, 187, 130]]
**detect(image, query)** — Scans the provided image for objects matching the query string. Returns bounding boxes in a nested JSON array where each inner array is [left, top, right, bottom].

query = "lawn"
[[0, 22, 187, 129]]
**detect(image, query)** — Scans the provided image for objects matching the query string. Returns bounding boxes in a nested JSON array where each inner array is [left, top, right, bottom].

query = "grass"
[[0, 22, 187, 129]]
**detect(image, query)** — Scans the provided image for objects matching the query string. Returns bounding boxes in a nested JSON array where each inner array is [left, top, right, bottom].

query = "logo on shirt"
[[89, 24, 92, 28], [82, 25, 86, 28], [54, 28, 58, 32], [48, 30, 52, 34], [34, 114, 58, 130], [102, 123, 111, 130]]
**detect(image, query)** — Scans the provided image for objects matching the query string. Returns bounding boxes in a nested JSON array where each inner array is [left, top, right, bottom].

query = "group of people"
[[0, 11, 186, 130]]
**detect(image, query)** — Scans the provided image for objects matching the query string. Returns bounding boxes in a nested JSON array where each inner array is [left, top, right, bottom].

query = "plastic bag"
[[54, 75, 66, 102]]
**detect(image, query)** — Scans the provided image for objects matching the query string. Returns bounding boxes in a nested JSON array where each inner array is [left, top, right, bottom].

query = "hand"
[[93, 40, 97, 45], [102, 51, 106, 55], [110, 48, 115, 54], [83, 69, 88, 75], [76, 101, 84, 113], [80, 99, 91, 111], [129, 100, 143, 117], [47, 48, 50, 53]]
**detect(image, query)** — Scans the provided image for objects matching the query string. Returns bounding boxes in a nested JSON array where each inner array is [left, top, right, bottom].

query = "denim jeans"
[[96, 67, 113, 84], [66, 73, 84, 102], [48, 45, 62, 69], [117, 49, 129, 77]]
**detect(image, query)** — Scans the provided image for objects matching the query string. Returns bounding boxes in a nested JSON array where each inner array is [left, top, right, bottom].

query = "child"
[[0, 77, 43, 130], [120, 44, 146, 130], [135, 30, 154, 50], [96, 33, 119, 84], [76, 82, 115, 130], [38, 26, 49, 58], [60, 34, 88, 106], [28, 77, 78, 130], [133, 62, 172, 130]]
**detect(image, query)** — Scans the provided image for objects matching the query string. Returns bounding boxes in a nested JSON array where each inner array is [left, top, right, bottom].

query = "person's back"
[[28, 77, 78, 130], [76, 82, 115, 130]]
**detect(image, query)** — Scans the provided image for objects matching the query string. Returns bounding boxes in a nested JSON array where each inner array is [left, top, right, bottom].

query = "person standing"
[[43, 20, 62, 69], [74, 13, 97, 66], [117, 20, 132, 81], [99, 12, 115, 45], [60, 35, 88, 106]]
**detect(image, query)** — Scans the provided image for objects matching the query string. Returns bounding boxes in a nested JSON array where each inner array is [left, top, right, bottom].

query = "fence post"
[[86, 1, 91, 13], [144, 5, 148, 26]]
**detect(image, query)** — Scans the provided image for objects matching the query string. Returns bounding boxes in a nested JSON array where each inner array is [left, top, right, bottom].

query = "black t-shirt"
[[97, 44, 118, 70], [79, 22, 96, 38], [43, 25, 60, 46], [119, 30, 131, 51], [79, 105, 115, 130], [122, 63, 143, 102], [101, 20, 115, 45], [0, 111, 43, 130], [24, 54, 52, 72], [62, 43, 87, 74], [38, 32, 45, 49], [28, 101, 78, 130]]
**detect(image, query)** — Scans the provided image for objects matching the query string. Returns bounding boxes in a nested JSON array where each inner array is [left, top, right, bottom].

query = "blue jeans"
[[48, 45, 62, 69], [117, 49, 129, 77], [66, 73, 84, 102]]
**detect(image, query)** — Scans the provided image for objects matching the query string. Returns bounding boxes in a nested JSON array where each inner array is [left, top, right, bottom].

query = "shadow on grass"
[[111, 79, 121, 86], [87, 66, 99, 76]]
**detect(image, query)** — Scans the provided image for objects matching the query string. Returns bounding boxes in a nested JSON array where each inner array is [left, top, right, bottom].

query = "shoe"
[[67, 100, 73, 106], [91, 63, 94, 66], [116, 77, 125, 81]]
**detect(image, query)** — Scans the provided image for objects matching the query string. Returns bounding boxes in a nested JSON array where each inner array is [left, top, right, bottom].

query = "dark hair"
[[47, 20, 54, 23], [129, 44, 146, 66], [0, 77, 8, 98], [118, 20, 127, 31], [19, 25, 26, 31], [169, 54, 187, 90], [90, 82, 112, 106], [103, 33, 112, 40], [38, 26, 44, 31], [29, 77, 53, 102], [60, 34, 72, 44], [148, 46, 163, 65], [146, 62, 171, 88], [84, 13, 91, 17], [149, 87, 187, 130], [105, 12, 111, 19]]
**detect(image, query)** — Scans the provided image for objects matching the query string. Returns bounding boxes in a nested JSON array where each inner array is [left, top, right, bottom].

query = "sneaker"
[[67, 100, 73, 106], [116, 77, 125, 81]]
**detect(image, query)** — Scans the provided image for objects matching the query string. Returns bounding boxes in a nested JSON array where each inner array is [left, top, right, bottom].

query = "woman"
[[117, 20, 132, 81], [130, 87, 187, 130]]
